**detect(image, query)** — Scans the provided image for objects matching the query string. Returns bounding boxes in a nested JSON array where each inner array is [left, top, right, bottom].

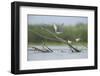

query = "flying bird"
[[53, 24, 63, 34], [53, 24, 57, 32]]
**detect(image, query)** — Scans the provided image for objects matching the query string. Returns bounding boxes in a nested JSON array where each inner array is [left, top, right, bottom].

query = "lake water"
[[27, 45, 88, 61]]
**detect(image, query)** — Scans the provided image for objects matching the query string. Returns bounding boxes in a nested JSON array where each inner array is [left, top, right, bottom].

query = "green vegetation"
[[28, 23, 88, 46]]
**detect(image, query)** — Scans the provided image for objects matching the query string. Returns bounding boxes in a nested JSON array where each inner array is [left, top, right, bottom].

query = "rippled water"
[[27, 45, 88, 61]]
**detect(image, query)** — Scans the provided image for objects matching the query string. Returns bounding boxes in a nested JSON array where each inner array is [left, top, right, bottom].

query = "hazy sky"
[[28, 15, 88, 25]]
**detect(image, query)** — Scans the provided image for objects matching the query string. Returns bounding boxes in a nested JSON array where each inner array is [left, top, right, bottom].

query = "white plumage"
[[53, 24, 57, 32], [68, 40, 72, 44], [53, 24, 62, 34], [75, 38, 80, 42]]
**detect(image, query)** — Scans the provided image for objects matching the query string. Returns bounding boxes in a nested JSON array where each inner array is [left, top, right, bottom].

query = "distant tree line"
[[28, 23, 88, 44]]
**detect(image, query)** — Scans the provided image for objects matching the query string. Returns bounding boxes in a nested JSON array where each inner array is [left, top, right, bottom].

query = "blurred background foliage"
[[28, 23, 88, 45]]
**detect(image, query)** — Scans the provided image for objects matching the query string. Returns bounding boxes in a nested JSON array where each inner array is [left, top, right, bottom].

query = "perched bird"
[[68, 40, 72, 44], [75, 38, 80, 42]]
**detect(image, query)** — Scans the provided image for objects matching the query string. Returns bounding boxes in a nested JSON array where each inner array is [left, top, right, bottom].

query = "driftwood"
[[56, 37, 80, 52], [32, 47, 52, 53], [42, 41, 53, 52], [30, 27, 81, 53], [32, 31, 80, 52], [41, 27, 80, 52]]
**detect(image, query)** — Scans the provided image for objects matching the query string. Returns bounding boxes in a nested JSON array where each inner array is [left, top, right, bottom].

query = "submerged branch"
[[41, 27, 80, 52]]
